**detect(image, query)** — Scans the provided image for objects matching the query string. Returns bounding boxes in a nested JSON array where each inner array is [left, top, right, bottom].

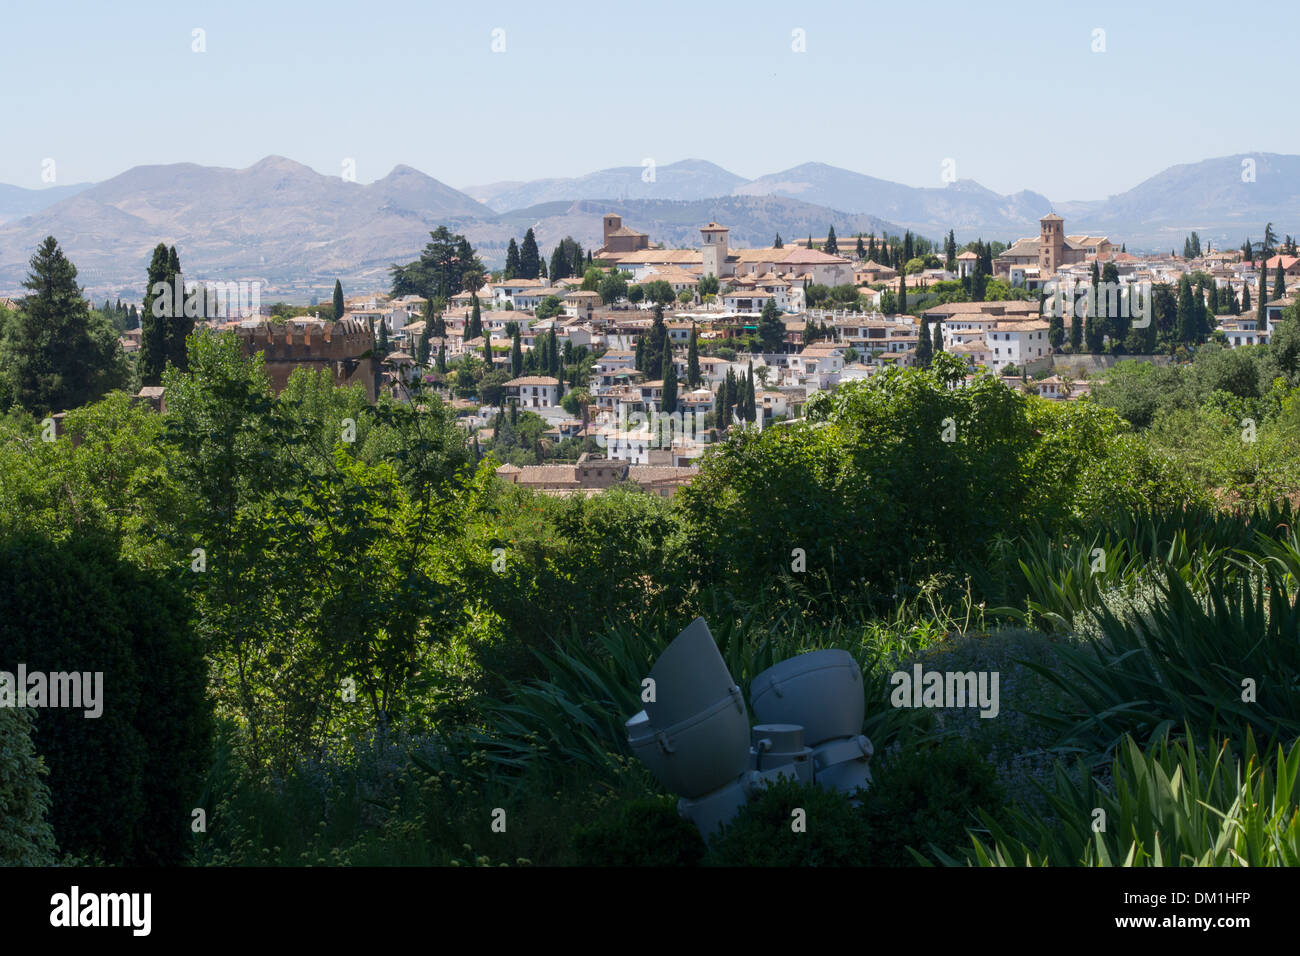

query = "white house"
[[987, 320, 1051, 371], [507, 375, 562, 409]]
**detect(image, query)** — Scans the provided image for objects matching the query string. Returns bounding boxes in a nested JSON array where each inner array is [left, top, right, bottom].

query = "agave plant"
[[454, 595, 931, 789], [932, 729, 1300, 867], [1022, 564, 1300, 761]]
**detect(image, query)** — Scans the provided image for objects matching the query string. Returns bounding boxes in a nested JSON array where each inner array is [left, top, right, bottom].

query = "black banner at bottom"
[[0, 865, 1276, 942]]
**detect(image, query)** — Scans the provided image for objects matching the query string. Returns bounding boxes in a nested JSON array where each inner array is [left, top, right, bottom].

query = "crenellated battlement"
[[235, 319, 377, 401]]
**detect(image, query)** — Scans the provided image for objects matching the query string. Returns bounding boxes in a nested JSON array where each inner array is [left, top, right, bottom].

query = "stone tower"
[[701, 222, 730, 278], [1038, 213, 1064, 274], [603, 214, 623, 248]]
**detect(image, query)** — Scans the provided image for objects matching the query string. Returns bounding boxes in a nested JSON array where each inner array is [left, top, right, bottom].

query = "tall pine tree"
[[5, 237, 125, 413]]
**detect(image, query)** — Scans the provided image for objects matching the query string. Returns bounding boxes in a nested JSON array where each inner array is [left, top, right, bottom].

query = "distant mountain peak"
[[246, 155, 315, 174]]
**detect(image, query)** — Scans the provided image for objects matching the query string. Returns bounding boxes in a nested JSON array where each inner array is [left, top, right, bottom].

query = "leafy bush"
[[707, 777, 873, 866], [571, 796, 705, 866], [860, 740, 1006, 865], [0, 709, 58, 865]]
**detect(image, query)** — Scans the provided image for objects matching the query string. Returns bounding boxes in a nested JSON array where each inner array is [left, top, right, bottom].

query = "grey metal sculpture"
[[627, 618, 875, 841]]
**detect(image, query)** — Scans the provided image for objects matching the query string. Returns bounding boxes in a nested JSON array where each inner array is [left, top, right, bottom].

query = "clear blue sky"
[[3, 0, 1294, 201]]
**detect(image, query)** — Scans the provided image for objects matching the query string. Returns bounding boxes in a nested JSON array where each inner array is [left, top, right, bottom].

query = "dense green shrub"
[[706, 777, 873, 866], [860, 740, 1006, 865], [0, 709, 58, 865], [677, 354, 1177, 609], [571, 796, 705, 866], [0, 532, 210, 865]]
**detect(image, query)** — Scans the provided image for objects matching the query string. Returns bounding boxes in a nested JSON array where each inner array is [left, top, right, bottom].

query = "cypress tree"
[[1090, 261, 1104, 342], [744, 362, 756, 422], [774, 233, 783, 249], [1048, 310, 1064, 351], [649, 306, 667, 377], [932, 322, 944, 355], [421, 294, 438, 340], [1070, 311, 1083, 352], [856, 235, 866, 259], [1176, 275, 1197, 344], [916, 314, 933, 366], [1242, 284, 1251, 313], [162, 246, 191, 373], [377, 318, 389, 355], [661, 341, 678, 413], [898, 274, 907, 314], [1275, 263, 1286, 300], [824, 226, 838, 256], [139, 243, 170, 386], [511, 328, 522, 377], [417, 319, 432, 365], [436, 344, 446, 373], [469, 293, 482, 339], [1195, 281, 1210, 340], [483, 333, 493, 366], [505, 238, 520, 280], [332, 279, 344, 321], [519, 228, 540, 279], [1106, 262, 1127, 344], [687, 322, 700, 388]]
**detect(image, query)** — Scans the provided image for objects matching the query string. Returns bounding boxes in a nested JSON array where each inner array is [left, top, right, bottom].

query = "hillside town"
[[95, 212, 1300, 497], [9, 0, 1300, 898]]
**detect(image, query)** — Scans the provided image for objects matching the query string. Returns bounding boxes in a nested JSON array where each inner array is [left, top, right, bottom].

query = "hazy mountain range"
[[1, 153, 1296, 299], [0, 182, 94, 223]]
